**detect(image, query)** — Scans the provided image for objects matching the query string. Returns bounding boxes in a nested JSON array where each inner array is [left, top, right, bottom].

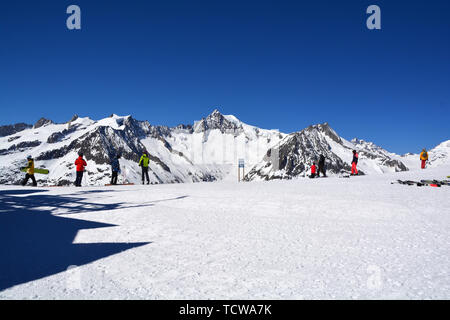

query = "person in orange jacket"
[[74, 151, 87, 187], [420, 149, 428, 169], [351, 150, 359, 175]]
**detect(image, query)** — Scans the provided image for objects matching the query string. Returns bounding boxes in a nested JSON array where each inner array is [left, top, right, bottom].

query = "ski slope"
[[1, 165, 449, 299]]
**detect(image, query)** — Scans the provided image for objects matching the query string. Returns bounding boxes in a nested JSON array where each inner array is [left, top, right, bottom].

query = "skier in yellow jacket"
[[138, 151, 150, 184], [21, 155, 37, 186], [420, 149, 428, 169]]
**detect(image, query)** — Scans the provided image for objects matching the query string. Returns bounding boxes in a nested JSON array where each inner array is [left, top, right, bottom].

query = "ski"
[[391, 180, 422, 187], [421, 180, 449, 186], [338, 173, 361, 178], [391, 180, 417, 186], [338, 170, 351, 178], [105, 183, 135, 186], [393, 180, 418, 186]]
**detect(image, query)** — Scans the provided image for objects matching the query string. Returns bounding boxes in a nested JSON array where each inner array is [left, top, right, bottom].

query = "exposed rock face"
[[0, 123, 32, 137], [351, 138, 408, 172], [245, 123, 413, 181], [193, 109, 243, 134], [68, 114, 79, 123], [34, 118, 54, 129], [8, 136, 21, 143], [0, 140, 42, 156], [47, 125, 81, 144], [245, 124, 352, 180]]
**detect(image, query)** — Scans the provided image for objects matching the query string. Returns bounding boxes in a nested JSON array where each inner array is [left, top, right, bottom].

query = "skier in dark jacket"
[[138, 151, 150, 184], [21, 155, 37, 187], [110, 153, 121, 185], [317, 154, 327, 177], [351, 150, 359, 175], [74, 151, 87, 187]]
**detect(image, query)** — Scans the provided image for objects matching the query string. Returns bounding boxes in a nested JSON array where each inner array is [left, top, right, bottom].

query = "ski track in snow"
[[0, 166, 449, 299]]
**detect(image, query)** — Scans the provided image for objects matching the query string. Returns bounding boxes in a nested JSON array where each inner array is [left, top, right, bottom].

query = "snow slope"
[[397, 140, 450, 171], [1, 165, 449, 299]]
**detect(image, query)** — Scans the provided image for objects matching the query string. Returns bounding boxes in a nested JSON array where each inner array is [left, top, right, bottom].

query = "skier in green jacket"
[[139, 151, 150, 185]]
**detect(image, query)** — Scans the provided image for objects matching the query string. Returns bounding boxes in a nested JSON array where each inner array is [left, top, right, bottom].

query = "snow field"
[[0, 165, 449, 299]]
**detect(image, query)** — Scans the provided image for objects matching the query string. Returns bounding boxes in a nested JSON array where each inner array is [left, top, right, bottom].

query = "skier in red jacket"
[[351, 150, 359, 175], [309, 162, 317, 178], [74, 151, 87, 187]]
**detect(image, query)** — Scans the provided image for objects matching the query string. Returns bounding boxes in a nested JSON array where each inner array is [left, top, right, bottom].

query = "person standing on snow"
[[420, 149, 428, 169], [351, 150, 359, 176], [317, 154, 327, 177], [309, 162, 317, 178], [74, 151, 87, 187], [110, 153, 121, 185], [138, 151, 150, 185], [21, 155, 37, 187]]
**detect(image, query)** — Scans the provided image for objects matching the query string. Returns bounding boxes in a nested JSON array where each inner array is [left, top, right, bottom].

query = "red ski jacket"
[[352, 153, 359, 164], [75, 157, 87, 172], [311, 164, 317, 174]]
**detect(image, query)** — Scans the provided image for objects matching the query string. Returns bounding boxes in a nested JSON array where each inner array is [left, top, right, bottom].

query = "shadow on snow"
[[0, 189, 152, 291]]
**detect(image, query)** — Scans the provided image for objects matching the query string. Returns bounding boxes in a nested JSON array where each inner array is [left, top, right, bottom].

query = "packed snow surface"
[[1, 165, 449, 299]]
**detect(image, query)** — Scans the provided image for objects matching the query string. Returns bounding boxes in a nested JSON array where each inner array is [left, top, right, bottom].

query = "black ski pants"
[[22, 174, 37, 186], [317, 165, 326, 177], [75, 171, 84, 187], [111, 171, 118, 185], [141, 167, 150, 183]]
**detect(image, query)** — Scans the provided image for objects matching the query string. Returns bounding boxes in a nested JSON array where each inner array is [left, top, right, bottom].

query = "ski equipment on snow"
[[420, 179, 449, 186], [391, 180, 441, 187]]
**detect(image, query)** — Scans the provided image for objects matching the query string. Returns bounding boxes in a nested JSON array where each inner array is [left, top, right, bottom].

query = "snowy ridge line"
[[0, 110, 449, 186]]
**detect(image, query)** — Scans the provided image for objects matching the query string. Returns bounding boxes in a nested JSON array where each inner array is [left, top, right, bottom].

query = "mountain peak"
[[205, 109, 225, 120], [210, 109, 222, 116], [303, 122, 342, 144], [68, 114, 79, 123], [34, 118, 54, 129], [194, 109, 242, 133]]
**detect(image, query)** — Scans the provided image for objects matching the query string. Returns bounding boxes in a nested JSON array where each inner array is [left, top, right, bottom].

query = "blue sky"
[[0, 0, 448, 154]]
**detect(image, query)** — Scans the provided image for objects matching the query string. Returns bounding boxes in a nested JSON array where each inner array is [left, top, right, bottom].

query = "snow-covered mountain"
[[0, 110, 448, 185], [427, 140, 450, 167], [0, 110, 284, 185], [398, 140, 450, 170], [244, 123, 409, 181]]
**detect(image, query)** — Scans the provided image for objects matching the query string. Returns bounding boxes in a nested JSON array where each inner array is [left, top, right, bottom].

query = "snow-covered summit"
[[427, 140, 450, 167], [33, 118, 54, 129], [193, 109, 244, 133]]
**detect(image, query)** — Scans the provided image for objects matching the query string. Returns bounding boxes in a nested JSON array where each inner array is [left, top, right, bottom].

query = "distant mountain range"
[[0, 110, 448, 185]]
